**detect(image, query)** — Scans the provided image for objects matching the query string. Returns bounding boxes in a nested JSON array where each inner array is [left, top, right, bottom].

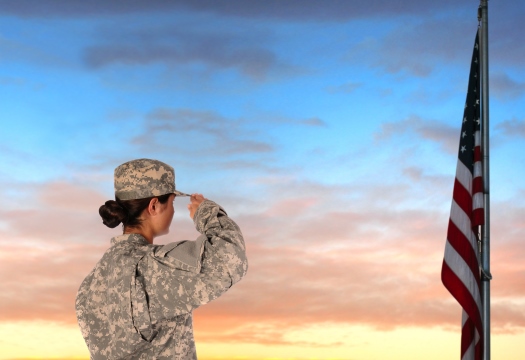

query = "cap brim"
[[174, 190, 191, 197]]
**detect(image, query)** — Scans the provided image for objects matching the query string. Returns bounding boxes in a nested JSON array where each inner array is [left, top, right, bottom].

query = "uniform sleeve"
[[144, 200, 248, 319]]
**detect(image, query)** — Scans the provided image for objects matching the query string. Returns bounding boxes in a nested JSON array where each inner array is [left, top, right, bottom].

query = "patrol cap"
[[114, 158, 190, 200]]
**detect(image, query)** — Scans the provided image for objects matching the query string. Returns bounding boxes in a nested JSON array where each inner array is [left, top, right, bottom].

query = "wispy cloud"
[[375, 115, 458, 154], [495, 118, 525, 138], [299, 117, 328, 127], [0, 0, 463, 20], [83, 25, 302, 81], [346, 18, 473, 77], [491, 73, 525, 100], [326, 82, 363, 94], [131, 108, 275, 159]]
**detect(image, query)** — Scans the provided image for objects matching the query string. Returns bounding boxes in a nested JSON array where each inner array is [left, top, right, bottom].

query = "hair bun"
[[99, 200, 127, 228]]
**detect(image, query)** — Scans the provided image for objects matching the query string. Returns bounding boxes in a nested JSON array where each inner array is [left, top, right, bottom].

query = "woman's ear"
[[147, 197, 160, 216]]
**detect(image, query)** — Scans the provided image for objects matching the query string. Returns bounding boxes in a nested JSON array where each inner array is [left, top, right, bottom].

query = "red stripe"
[[472, 208, 484, 227], [472, 176, 483, 196], [475, 336, 482, 360], [474, 146, 481, 162], [446, 220, 481, 282], [461, 317, 476, 358], [452, 178, 472, 215], [442, 262, 483, 337]]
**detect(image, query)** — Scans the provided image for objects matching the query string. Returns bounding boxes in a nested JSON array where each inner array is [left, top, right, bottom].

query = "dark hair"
[[99, 193, 172, 229]]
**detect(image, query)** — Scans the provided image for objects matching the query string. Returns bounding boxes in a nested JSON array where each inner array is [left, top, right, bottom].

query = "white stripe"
[[473, 192, 484, 210], [462, 310, 482, 339], [461, 310, 481, 360], [462, 339, 475, 360], [474, 161, 482, 178], [462, 310, 468, 326], [455, 161, 472, 195], [474, 130, 481, 147], [444, 242, 482, 316], [450, 201, 478, 253]]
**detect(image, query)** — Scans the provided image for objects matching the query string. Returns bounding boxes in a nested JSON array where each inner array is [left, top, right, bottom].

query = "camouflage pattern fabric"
[[75, 200, 248, 359], [114, 159, 190, 200]]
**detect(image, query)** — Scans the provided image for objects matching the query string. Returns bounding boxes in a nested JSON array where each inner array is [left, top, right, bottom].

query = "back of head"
[[99, 158, 187, 229]]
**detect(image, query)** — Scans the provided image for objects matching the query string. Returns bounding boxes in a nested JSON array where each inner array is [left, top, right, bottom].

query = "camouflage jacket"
[[75, 200, 248, 359]]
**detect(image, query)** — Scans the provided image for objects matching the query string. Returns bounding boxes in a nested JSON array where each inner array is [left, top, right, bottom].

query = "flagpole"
[[479, 1, 491, 360]]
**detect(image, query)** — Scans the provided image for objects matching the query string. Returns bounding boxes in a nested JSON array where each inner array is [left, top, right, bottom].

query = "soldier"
[[75, 158, 248, 359]]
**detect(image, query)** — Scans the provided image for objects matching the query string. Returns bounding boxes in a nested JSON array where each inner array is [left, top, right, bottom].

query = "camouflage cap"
[[114, 159, 190, 200]]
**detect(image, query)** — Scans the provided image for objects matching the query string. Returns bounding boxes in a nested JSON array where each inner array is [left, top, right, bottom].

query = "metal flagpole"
[[479, 1, 492, 360]]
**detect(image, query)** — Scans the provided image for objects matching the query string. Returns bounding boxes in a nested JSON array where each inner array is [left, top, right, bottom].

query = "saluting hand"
[[187, 193, 206, 219]]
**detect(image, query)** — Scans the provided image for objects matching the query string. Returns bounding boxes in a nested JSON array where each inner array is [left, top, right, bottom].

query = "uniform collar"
[[111, 233, 149, 246]]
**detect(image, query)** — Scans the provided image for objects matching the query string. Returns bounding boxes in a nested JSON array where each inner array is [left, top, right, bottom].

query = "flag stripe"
[[446, 221, 480, 282], [461, 316, 475, 360], [472, 208, 484, 226], [473, 162, 482, 179], [443, 243, 482, 315], [455, 160, 473, 195], [442, 263, 483, 344], [449, 201, 478, 253], [472, 177, 484, 197], [453, 179, 473, 216], [472, 193, 484, 211]]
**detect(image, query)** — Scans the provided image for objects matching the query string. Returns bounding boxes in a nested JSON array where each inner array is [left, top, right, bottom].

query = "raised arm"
[[144, 196, 248, 318]]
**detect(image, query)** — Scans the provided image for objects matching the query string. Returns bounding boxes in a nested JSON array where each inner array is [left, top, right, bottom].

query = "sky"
[[1, 0, 524, 359]]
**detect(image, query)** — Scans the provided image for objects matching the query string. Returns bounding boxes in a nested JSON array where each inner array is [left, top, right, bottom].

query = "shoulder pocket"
[[152, 235, 207, 273]]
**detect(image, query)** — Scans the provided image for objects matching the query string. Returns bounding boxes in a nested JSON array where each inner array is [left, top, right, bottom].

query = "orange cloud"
[[1, 179, 524, 349]]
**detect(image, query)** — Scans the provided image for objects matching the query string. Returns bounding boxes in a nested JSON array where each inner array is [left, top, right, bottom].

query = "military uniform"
[[75, 199, 248, 359]]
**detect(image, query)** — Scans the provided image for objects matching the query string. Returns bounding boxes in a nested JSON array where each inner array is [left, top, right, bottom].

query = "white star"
[[475, 99, 480, 105], [476, 118, 480, 125], [462, 131, 467, 138], [463, 117, 467, 123], [465, 103, 468, 109], [461, 145, 466, 153]]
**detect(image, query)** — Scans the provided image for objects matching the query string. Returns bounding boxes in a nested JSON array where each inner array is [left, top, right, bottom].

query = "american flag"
[[441, 30, 484, 360]]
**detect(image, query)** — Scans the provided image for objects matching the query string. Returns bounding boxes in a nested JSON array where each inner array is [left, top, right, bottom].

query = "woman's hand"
[[187, 193, 206, 219]]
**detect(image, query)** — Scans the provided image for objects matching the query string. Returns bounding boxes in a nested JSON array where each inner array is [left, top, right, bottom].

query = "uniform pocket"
[[132, 269, 158, 342]]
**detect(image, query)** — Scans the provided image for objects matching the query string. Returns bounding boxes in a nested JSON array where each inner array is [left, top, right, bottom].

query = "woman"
[[75, 158, 248, 359]]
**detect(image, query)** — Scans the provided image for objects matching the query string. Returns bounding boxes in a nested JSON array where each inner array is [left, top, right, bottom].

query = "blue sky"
[[1, 1, 524, 359]]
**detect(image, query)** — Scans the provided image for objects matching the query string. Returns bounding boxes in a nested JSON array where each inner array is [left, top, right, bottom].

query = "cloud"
[[131, 108, 275, 161], [490, 7, 525, 69], [83, 26, 301, 81], [0, 0, 464, 20], [299, 117, 328, 127], [0, 176, 524, 348], [345, 18, 474, 76], [1, 182, 112, 243], [326, 82, 363, 94], [375, 115, 458, 154], [127, 108, 328, 170], [491, 73, 525, 100], [0, 33, 69, 68], [0, 242, 105, 323], [495, 118, 525, 138]]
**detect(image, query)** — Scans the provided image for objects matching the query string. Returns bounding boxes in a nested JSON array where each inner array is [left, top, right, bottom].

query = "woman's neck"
[[123, 227, 154, 244]]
